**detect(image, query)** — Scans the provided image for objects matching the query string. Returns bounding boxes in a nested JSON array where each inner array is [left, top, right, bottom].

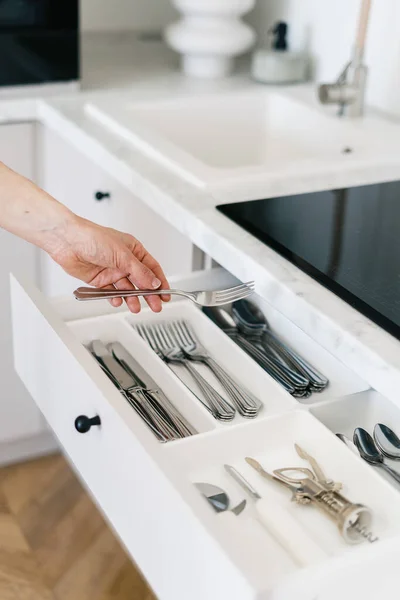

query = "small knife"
[[90, 340, 173, 441], [91, 340, 137, 392], [224, 465, 261, 500], [109, 342, 159, 392], [109, 342, 196, 437]]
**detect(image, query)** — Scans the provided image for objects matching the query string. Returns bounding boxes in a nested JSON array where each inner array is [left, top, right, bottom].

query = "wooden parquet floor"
[[0, 453, 156, 600]]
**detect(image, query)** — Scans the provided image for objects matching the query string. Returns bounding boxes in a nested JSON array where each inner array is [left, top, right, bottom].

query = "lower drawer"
[[10, 267, 400, 600]]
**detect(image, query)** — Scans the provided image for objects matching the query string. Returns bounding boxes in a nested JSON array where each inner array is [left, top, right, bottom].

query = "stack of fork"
[[135, 320, 262, 421]]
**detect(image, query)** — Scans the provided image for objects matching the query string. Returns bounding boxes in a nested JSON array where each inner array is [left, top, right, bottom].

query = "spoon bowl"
[[232, 299, 328, 392], [204, 304, 310, 396], [232, 300, 266, 337], [354, 427, 400, 485], [353, 427, 383, 465], [202, 306, 237, 333], [374, 423, 400, 460]]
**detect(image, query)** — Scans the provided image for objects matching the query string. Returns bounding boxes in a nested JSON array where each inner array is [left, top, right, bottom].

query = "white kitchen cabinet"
[[10, 265, 400, 600], [37, 125, 194, 297], [0, 123, 55, 465]]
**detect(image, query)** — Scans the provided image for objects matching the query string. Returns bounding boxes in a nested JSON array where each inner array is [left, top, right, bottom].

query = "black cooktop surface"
[[217, 180, 400, 340]]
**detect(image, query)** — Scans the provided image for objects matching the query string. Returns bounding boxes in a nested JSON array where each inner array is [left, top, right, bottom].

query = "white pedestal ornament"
[[165, 0, 256, 79]]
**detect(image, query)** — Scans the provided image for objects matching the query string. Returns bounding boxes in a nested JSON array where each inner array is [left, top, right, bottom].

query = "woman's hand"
[[0, 161, 169, 313], [47, 215, 170, 313]]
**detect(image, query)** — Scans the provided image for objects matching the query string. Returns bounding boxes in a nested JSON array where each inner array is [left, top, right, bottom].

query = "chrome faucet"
[[318, 50, 368, 118], [318, 0, 371, 118]]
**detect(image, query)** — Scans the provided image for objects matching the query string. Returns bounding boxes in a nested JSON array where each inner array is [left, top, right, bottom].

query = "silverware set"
[[337, 424, 400, 485], [135, 319, 262, 421], [74, 281, 255, 307], [203, 299, 329, 399], [74, 280, 329, 401], [88, 339, 196, 442]]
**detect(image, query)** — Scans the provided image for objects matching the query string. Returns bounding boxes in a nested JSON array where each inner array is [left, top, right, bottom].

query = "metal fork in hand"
[[74, 282, 255, 307], [135, 322, 236, 422], [170, 320, 262, 419]]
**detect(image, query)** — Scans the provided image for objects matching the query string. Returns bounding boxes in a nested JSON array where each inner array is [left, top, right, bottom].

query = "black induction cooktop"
[[217, 180, 400, 340]]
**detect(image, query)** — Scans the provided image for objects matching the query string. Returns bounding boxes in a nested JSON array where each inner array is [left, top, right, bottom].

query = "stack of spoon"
[[337, 424, 400, 485], [203, 299, 329, 399]]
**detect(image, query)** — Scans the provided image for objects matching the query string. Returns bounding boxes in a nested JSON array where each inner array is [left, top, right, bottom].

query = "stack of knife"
[[89, 340, 196, 442]]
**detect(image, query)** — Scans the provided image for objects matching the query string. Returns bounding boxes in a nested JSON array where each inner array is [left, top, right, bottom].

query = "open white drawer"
[[10, 267, 400, 600]]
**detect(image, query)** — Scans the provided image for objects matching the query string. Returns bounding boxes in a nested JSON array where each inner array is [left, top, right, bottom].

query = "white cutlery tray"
[[311, 390, 400, 486], [68, 301, 295, 434], [68, 294, 369, 436], [164, 410, 400, 586], [65, 296, 400, 586]]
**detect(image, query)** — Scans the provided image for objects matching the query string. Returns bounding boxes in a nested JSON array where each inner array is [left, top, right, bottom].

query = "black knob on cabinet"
[[74, 415, 101, 433], [94, 191, 110, 201]]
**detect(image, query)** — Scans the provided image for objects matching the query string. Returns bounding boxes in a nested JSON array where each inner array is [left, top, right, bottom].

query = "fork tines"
[[171, 319, 262, 419], [135, 315, 264, 421], [135, 321, 236, 422], [212, 282, 255, 305]]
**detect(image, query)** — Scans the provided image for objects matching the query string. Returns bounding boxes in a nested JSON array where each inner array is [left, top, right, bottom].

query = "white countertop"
[[2, 32, 400, 405]]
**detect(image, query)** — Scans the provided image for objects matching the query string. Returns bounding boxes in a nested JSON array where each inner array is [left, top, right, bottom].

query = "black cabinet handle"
[[75, 415, 101, 433], [94, 191, 110, 201]]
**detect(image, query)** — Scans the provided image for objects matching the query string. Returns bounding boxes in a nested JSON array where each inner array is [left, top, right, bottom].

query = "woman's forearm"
[[0, 162, 169, 312], [0, 161, 75, 253]]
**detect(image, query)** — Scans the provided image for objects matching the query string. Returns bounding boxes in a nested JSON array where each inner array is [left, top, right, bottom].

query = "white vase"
[[165, 0, 256, 79]]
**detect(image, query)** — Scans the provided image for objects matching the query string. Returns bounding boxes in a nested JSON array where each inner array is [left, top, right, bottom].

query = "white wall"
[[248, 0, 400, 117], [80, 0, 176, 32], [81, 0, 399, 117]]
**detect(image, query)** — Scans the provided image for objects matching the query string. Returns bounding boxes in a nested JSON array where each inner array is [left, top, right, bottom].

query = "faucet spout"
[[318, 58, 368, 118], [318, 0, 371, 118]]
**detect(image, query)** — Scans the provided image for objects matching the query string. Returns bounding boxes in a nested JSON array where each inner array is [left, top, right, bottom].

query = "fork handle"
[[74, 288, 185, 301], [182, 361, 236, 421], [203, 357, 262, 416]]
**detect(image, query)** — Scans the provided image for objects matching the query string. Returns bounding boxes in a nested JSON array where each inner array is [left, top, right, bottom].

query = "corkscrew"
[[246, 443, 379, 545]]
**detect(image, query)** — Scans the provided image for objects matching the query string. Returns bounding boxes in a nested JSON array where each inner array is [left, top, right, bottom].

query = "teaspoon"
[[374, 423, 400, 460], [353, 427, 400, 484]]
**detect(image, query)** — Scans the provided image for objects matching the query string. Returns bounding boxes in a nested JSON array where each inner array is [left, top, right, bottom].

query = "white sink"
[[86, 90, 400, 189]]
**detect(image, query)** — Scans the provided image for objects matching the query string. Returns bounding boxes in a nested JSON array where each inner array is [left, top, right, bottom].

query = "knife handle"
[[254, 498, 327, 567]]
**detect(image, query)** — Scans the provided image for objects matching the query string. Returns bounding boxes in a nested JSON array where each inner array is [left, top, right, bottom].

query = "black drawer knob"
[[75, 415, 101, 433], [94, 191, 110, 201]]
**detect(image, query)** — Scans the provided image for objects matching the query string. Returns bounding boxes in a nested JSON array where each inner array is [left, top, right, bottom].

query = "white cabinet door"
[[37, 126, 194, 297], [0, 123, 50, 459]]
